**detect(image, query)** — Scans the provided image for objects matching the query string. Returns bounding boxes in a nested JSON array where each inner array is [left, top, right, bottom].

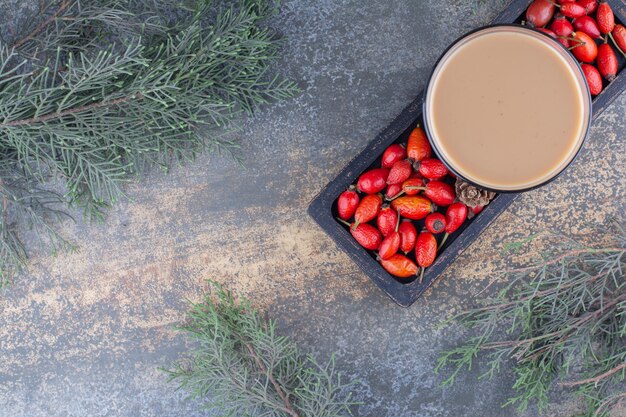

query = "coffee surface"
[[428, 29, 586, 190]]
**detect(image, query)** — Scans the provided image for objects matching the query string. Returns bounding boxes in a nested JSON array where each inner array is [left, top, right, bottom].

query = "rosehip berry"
[[414, 158, 449, 180], [354, 194, 382, 227], [597, 43, 618, 81], [526, 0, 556, 27], [385, 183, 403, 200], [572, 16, 602, 39], [379, 231, 401, 260], [337, 218, 382, 251], [398, 220, 417, 254], [403, 180, 456, 207], [381, 144, 407, 168], [377, 205, 398, 237], [578, 0, 597, 14], [571, 31, 598, 62], [380, 254, 418, 278], [406, 126, 432, 162], [597, 1, 615, 34], [424, 213, 447, 234], [337, 185, 359, 220], [357, 168, 389, 194], [610, 25, 626, 56], [390, 195, 434, 220], [560, 2, 586, 18], [581, 63, 603, 96], [387, 159, 413, 185]]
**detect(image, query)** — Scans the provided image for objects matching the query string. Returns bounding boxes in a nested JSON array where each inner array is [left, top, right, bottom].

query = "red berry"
[[571, 31, 598, 62], [561, 2, 586, 18], [349, 223, 382, 250], [445, 203, 468, 235], [581, 63, 603, 96], [377, 205, 398, 237], [390, 195, 434, 220], [398, 220, 417, 254], [385, 183, 402, 200], [415, 231, 437, 268], [578, 0, 597, 14], [415, 158, 449, 180], [406, 126, 431, 161], [387, 159, 413, 185], [337, 186, 359, 220], [550, 14, 573, 37], [400, 177, 424, 196], [468, 205, 484, 219], [573, 16, 602, 39], [611, 25, 626, 56], [380, 254, 418, 278], [379, 231, 401, 260], [357, 168, 389, 194], [381, 144, 407, 168], [425, 213, 447, 234], [597, 1, 615, 34], [403, 180, 456, 206], [526, 0, 556, 27], [423, 181, 456, 206], [354, 194, 382, 226], [597, 43, 618, 82]]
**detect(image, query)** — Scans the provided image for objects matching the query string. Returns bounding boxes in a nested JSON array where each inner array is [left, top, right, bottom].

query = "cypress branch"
[[0, 93, 141, 127], [165, 281, 358, 417], [436, 221, 626, 416], [12, 1, 72, 49], [0, 0, 298, 284]]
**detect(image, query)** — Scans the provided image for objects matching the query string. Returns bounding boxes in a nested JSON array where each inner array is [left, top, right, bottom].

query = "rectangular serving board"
[[308, 0, 626, 307]]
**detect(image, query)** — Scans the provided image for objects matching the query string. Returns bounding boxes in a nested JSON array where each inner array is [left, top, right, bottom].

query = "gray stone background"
[[0, 1, 624, 416]]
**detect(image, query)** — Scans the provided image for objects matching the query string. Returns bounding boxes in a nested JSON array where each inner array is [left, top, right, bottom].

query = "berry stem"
[[387, 191, 405, 201], [438, 233, 449, 251], [608, 31, 626, 58], [336, 218, 351, 227], [394, 209, 401, 233], [559, 36, 585, 48]]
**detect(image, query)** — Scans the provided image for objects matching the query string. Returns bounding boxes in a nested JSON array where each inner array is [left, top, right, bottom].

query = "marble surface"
[[0, 1, 624, 416]]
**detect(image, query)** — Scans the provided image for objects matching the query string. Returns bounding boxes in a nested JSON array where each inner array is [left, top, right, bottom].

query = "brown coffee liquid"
[[428, 29, 587, 190]]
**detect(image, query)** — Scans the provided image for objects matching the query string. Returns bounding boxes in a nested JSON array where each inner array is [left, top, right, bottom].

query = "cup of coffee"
[[423, 25, 592, 193]]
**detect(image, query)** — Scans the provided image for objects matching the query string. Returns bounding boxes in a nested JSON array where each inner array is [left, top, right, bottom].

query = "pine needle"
[[164, 281, 358, 417], [436, 221, 626, 416], [0, 0, 298, 285]]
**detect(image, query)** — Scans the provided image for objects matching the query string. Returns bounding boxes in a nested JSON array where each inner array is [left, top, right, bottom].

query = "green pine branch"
[[0, 0, 298, 285], [436, 221, 626, 416], [165, 281, 358, 417]]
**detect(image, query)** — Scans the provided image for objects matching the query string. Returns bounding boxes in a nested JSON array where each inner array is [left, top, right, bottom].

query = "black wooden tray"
[[308, 0, 626, 307]]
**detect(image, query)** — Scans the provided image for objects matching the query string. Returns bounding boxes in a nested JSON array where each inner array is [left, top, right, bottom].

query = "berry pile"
[[336, 127, 481, 282], [334, 2, 625, 283], [526, 0, 625, 96]]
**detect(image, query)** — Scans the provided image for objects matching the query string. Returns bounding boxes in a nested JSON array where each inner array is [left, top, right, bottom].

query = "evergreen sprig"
[[436, 222, 626, 416], [165, 281, 357, 417], [0, 0, 298, 285]]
